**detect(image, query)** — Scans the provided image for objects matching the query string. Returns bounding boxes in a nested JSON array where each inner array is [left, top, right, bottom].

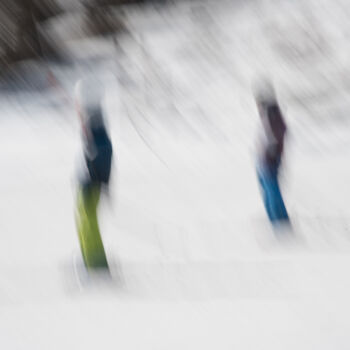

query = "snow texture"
[[1, 0, 350, 349]]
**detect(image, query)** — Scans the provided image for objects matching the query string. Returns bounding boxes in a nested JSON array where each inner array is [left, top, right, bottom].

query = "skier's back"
[[83, 107, 113, 187]]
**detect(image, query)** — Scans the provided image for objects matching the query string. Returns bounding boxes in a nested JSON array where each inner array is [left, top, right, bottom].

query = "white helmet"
[[75, 76, 105, 126]]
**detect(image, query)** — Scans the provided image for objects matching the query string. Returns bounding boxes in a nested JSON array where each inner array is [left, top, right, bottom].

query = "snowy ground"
[[2, 0, 350, 348]]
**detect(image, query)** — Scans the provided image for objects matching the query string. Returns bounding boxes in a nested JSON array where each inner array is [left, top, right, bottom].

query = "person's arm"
[[264, 105, 286, 167], [268, 105, 286, 144]]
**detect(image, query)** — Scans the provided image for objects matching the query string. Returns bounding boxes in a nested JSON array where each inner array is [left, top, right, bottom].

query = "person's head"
[[75, 77, 105, 129], [253, 77, 278, 113]]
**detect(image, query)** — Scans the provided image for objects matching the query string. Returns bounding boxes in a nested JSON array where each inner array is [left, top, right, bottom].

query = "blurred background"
[[1, 0, 350, 349]]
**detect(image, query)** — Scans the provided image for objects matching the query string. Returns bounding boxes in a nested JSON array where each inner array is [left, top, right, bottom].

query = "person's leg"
[[257, 166, 289, 222], [257, 168, 274, 221], [267, 174, 289, 222], [75, 184, 109, 270]]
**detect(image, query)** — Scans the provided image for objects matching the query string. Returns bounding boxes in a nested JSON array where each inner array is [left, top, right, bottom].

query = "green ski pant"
[[75, 185, 108, 269]]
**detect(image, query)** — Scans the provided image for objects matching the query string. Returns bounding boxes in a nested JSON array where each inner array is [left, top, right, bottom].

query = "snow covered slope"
[[1, 0, 350, 348]]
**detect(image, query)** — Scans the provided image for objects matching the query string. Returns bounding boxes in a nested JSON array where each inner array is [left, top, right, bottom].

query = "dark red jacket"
[[262, 104, 287, 169]]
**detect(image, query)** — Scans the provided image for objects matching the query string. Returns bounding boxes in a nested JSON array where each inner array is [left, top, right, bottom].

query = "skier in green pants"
[[75, 78, 113, 272]]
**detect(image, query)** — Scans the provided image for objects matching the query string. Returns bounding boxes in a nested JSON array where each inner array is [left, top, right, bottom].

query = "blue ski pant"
[[257, 166, 289, 223]]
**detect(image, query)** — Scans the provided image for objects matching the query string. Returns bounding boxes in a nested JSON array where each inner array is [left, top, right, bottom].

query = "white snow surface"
[[2, 0, 350, 348]]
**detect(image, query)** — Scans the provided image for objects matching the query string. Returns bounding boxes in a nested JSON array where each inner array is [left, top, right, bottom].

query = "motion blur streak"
[[1, 0, 350, 349]]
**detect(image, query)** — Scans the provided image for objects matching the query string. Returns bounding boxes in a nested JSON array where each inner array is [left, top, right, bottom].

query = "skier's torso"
[[79, 106, 113, 188], [256, 104, 286, 174], [84, 125, 113, 185]]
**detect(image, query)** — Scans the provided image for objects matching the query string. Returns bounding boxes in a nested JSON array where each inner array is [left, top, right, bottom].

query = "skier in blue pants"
[[254, 81, 289, 225], [257, 161, 289, 222]]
